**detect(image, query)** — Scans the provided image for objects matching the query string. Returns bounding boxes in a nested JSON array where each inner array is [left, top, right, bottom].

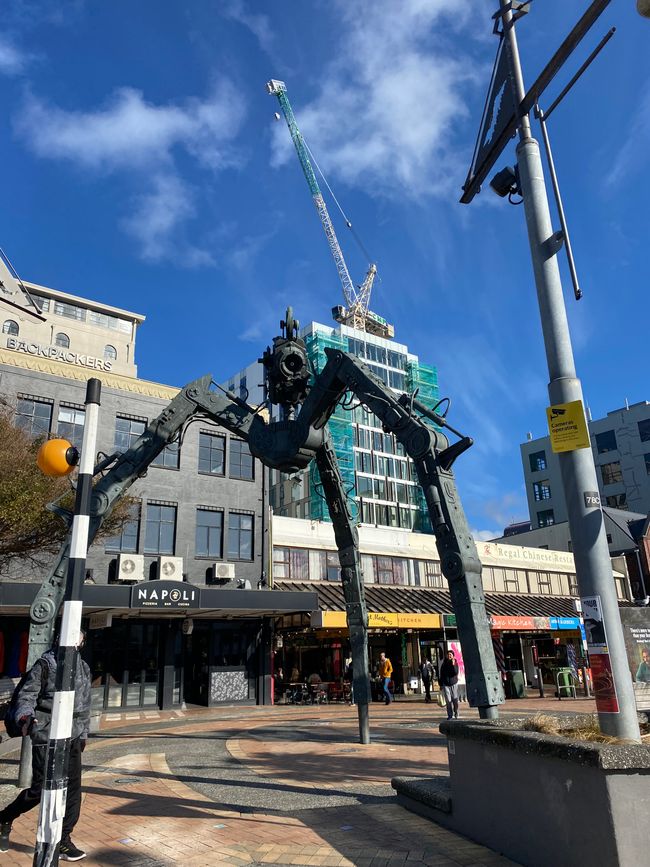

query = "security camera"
[[489, 165, 520, 198]]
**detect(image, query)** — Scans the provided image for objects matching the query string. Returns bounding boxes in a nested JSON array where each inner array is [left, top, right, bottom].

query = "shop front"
[[489, 614, 586, 696], [0, 579, 317, 711], [274, 609, 443, 699]]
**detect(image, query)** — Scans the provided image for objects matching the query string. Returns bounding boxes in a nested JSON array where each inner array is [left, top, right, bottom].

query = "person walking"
[[420, 657, 435, 703], [378, 652, 393, 705], [0, 631, 91, 861], [439, 649, 460, 720]]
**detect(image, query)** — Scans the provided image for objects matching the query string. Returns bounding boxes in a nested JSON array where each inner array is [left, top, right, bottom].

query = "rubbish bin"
[[505, 670, 525, 699], [555, 667, 576, 699]]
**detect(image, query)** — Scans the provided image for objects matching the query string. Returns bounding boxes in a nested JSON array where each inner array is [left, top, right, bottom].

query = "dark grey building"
[[0, 281, 314, 711]]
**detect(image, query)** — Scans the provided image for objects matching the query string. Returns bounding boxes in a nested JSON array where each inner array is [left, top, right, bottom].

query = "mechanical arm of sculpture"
[[28, 309, 504, 745]]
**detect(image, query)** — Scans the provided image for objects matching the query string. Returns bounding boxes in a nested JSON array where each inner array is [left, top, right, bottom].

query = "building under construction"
[[227, 319, 439, 532]]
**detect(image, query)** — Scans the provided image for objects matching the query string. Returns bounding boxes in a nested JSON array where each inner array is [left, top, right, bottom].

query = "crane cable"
[[302, 138, 377, 271]]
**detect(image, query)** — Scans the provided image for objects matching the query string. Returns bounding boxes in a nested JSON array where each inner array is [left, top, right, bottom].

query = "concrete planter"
[[393, 715, 650, 867]]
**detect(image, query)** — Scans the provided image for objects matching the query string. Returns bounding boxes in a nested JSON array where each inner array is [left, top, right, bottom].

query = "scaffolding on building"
[[406, 361, 439, 533], [305, 330, 356, 522]]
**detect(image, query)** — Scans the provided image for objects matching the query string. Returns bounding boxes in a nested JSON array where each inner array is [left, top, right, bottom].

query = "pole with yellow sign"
[[501, 0, 639, 740]]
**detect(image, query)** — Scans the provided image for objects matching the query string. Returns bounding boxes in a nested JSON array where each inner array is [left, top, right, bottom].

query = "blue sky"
[[1, 1, 648, 537]]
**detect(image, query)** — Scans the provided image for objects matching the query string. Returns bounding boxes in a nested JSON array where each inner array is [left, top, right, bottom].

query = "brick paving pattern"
[[0, 696, 596, 865]]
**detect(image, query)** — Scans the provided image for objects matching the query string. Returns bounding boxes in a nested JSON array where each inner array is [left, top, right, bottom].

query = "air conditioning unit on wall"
[[116, 554, 145, 582], [214, 562, 235, 580], [158, 555, 184, 580], [208, 562, 235, 585]]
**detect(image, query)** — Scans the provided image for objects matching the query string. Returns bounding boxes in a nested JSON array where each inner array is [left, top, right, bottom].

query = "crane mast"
[[267, 79, 393, 339]]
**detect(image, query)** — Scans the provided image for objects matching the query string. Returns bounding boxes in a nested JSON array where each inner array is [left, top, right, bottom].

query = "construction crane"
[[267, 79, 394, 339]]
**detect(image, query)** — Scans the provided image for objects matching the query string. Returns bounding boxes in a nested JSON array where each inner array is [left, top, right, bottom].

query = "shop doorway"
[[86, 621, 161, 711]]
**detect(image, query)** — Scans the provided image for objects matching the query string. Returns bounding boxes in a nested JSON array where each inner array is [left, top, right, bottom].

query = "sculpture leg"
[[414, 453, 504, 717], [315, 433, 371, 744]]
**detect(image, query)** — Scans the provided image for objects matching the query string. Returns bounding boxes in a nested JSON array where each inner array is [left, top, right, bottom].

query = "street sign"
[[546, 399, 590, 452]]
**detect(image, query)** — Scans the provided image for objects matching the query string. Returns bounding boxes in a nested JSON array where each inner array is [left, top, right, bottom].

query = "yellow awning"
[[311, 610, 441, 629]]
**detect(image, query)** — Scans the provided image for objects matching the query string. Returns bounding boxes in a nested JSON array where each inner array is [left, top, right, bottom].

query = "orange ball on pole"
[[36, 438, 79, 477]]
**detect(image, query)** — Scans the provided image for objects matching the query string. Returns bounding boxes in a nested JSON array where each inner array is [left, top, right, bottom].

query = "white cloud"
[[219, 0, 274, 53], [604, 89, 650, 190], [15, 81, 244, 172], [0, 34, 28, 75], [269, 0, 483, 199], [14, 81, 246, 263], [472, 529, 501, 542], [120, 174, 214, 267]]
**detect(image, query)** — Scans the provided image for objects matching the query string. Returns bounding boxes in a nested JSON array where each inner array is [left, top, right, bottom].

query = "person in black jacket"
[[0, 630, 91, 861], [419, 658, 435, 703], [439, 649, 460, 720]]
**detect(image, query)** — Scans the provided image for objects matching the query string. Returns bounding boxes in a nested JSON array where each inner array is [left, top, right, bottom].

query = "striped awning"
[[274, 580, 579, 620]]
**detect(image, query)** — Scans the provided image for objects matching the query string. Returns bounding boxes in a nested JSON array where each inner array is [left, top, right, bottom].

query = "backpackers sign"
[[131, 581, 199, 609]]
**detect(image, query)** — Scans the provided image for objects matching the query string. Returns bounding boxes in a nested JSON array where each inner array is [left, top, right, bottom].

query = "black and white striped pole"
[[33, 378, 101, 867]]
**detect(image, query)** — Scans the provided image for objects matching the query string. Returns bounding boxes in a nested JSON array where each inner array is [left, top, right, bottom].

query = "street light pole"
[[499, 0, 640, 741]]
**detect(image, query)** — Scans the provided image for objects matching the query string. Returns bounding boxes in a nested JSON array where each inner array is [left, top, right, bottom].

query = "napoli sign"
[[131, 580, 199, 609]]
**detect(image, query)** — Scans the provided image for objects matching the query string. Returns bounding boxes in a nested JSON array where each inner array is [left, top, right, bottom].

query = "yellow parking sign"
[[546, 400, 590, 452]]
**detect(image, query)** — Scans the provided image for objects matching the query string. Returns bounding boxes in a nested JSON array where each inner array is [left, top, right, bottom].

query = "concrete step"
[[391, 774, 452, 815]]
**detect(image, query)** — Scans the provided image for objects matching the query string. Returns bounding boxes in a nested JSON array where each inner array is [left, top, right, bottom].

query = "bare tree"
[[0, 404, 131, 573]]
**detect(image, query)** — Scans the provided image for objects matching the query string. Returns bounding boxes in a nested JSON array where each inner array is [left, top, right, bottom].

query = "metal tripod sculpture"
[[26, 309, 504, 763]]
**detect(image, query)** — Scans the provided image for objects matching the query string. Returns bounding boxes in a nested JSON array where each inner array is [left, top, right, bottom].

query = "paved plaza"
[[0, 695, 596, 866]]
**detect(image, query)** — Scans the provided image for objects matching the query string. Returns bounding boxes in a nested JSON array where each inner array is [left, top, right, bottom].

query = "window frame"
[[195, 507, 224, 559], [15, 396, 53, 438], [600, 461, 623, 486], [228, 438, 254, 481], [2, 319, 18, 335], [105, 501, 141, 553], [198, 431, 226, 476], [227, 511, 254, 561], [144, 502, 177, 555], [529, 450, 547, 472]]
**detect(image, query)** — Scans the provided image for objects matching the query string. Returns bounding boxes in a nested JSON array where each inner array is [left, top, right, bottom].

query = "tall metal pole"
[[499, 0, 640, 741], [33, 378, 101, 866]]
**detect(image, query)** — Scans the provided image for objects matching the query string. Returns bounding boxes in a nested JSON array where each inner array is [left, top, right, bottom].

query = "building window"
[[228, 512, 254, 560], [638, 419, 650, 443], [536, 572, 552, 595], [2, 319, 18, 335], [57, 406, 85, 448], [88, 310, 131, 332], [600, 461, 623, 486], [595, 430, 617, 454], [272, 546, 309, 581], [105, 502, 141, 553], [115, 416, 146, 453], [645, 453, 650, 475], [152, 441, 180, 469], [195, 508, 223, 558], [568, 574, 579, 596], [239, 375, 247, 402], [533, 480, 551, 501], [144, 503, 176, 554], [15, 397, 52, 438], [605, 493, 627, 510], [229, 439, 254, 480], [104, 344, 117, 361], [55, 332, 70, 348], [537, 509, 555, 528], [529, 450, 547, 472], [198, 432, 225, 475], [53, 299, 85, 321], [423, 560, 444, 589], [373, 555, 408, 585]]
